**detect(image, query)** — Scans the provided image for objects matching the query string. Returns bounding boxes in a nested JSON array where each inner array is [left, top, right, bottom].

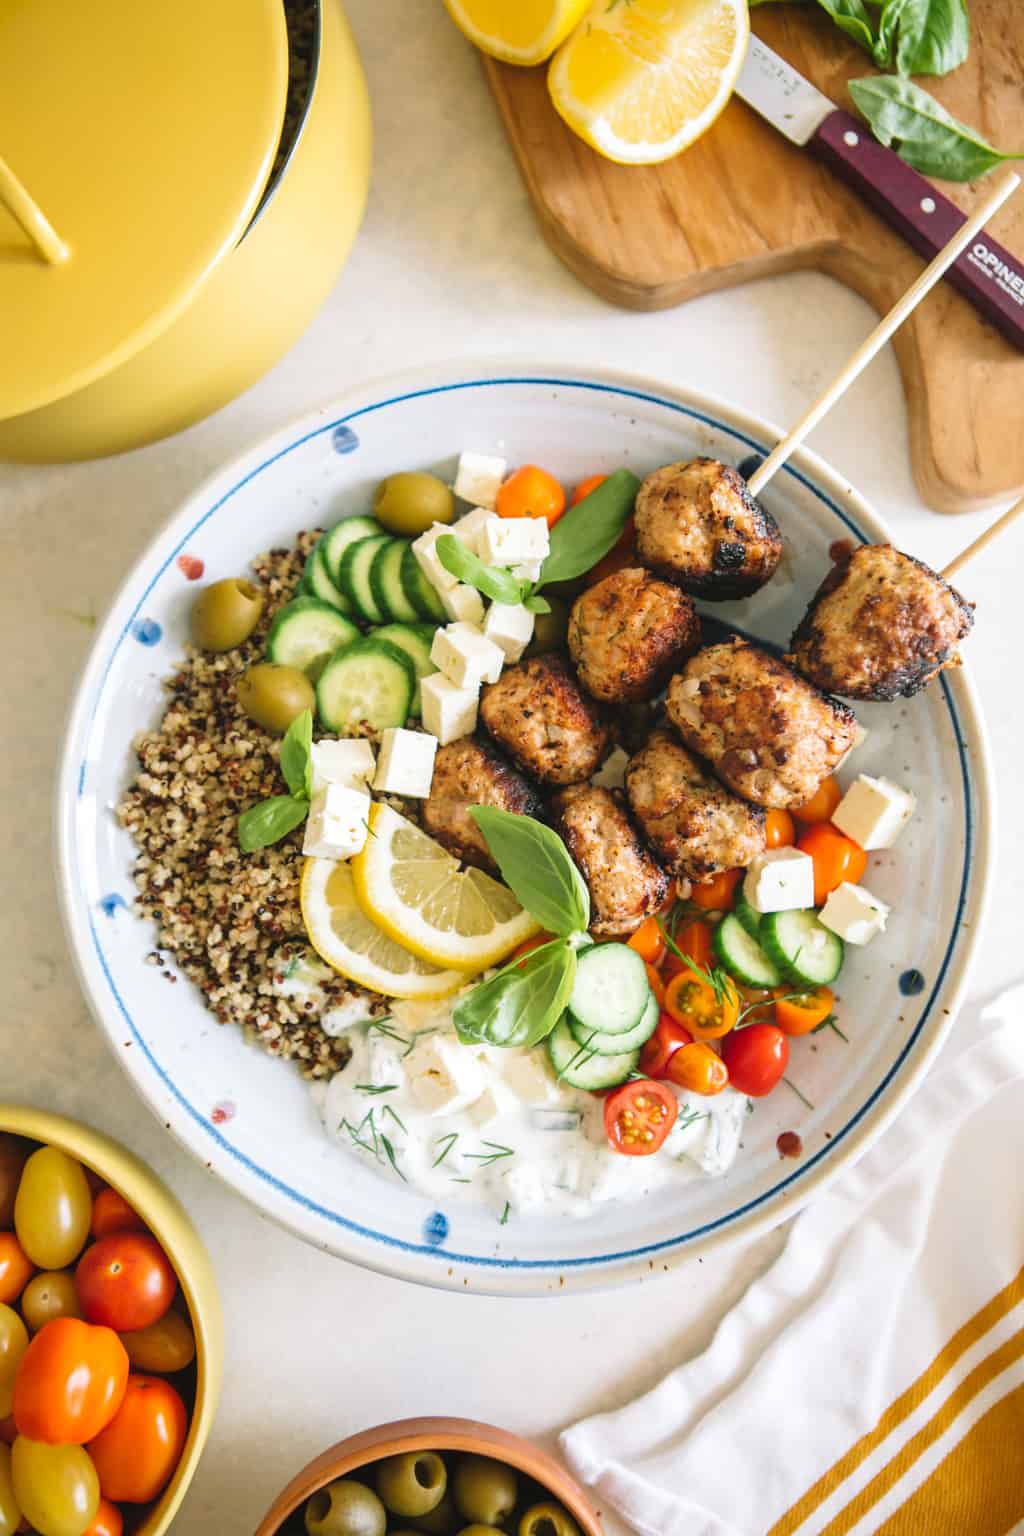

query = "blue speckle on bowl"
[[423, 1211, 449, 1248], [99, 893, 127, 918], [331, 425, 360, 455], [899, 969, 925, 997], [737, 453, 764, 482], [130, 617, 162, 646]]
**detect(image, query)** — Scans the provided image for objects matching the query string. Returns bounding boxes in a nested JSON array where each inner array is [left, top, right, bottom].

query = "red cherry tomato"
[[13, 1318, 129, 1444], [603, 1081, 678, 1156], [638, 1013, 693, 1079], [87, 1375, 187, 1504], [721, 1024, 789, 1097], [796, 823, 867, 905], [690, 868, 742, 911], [793, 775, 841, 824], [76, 1236, 176, 1334], [90, 1190, 145, 1242], [664, 1042, 729, 1096], [765, 809, 795, 848]]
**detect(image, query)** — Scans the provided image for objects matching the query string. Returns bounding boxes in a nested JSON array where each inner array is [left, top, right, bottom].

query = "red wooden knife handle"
[[811, 108, 1024, 352]]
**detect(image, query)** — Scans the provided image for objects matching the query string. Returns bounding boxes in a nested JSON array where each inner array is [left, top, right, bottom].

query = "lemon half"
[[443, 0, 592, 65]]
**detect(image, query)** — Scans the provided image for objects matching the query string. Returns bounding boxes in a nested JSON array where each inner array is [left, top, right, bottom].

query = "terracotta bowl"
[[254, 1416, 604, 1535]]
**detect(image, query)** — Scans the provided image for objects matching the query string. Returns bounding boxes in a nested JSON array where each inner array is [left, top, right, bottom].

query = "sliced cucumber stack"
[[547, 1017, 640, 1091], [339, 535, 393, 624], [266, 597, 359, 678], [373, 623, 437, 716], [568, 991, 658, 1057], [761, 909, 845, 986], [568, 943, 650, 1038], [321, 515, 383, 587], [714, 913, 782, 988], [370, 540, 421, 624], [303, 541, 351, 613], [400, 544, 447, 621], [316, 637, 415, 736], [734, 888, 763, 941]]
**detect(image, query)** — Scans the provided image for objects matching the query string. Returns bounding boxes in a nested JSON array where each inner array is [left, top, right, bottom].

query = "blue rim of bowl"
[[65, 374, 978, 1274]]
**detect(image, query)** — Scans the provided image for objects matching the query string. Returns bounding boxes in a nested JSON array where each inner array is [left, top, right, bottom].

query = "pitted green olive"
[[374, 472, 455, 537], [375, 1452, 447, 1518], [236, 663, 314, 735], [518, 1502, 581, 1536], [456, 1527, 504, 1536], [191, 578, 264, 651], [452, 1457, 517, 1527], [525, 597, 568, 656], [409, 1493, 458, 1534], [304, 1478, 387, 1536]]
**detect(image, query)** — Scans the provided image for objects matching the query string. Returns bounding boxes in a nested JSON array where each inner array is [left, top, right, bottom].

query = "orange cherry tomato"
[[793, 775, 841, 824], [13, 1318, 129, 1445], [603, 1081, 678, 1156], [90, 1191, 145, 1242], [774, 986, 834, 1036], [84, 1497, 124, 1536], [665, 1042, 729, 1096], [0, 1237, 33, 1306], [665, 971, 740, 1041], [495, 465, 565, 528], [765, 809, 795, 849], [76, 1235, 176, 1334], [663, 920, 714, 980], [87, 1375, 187, 1503], [796, 823, 867, 906], [586, 514, 637, 586], [627, 916, 665, 966], [638, 1013, 693, 1078], [690, 868, 742, 911], [510, 932, 555, 968], [571, 473, 608, 506], [645, 964, 665, 1009]]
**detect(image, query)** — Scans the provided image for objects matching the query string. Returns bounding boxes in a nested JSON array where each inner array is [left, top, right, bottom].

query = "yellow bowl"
[[0, 1102, 223, 1536]]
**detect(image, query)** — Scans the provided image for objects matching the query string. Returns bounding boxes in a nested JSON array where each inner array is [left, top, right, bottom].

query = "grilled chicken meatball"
[[550, 784, 669, 938], [568, 567, 700, 704], [635, 458, 783, 601], [421, 737, 542, 872], [666, 640, 858, 809], [625, 730, 765, 882], [788, 543, 974, 701], [480, 655, 609, 786]]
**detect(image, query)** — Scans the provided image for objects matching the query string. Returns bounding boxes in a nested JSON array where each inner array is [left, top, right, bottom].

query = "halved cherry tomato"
[[793, 775, 841, 824], [495, 465, 565, 528], [76, 1236, 176, 1334], [510, 932, 555, 968], [664, 972, 739, 1041], [639, 1013, 693, 1079], [84, 1497, 124, 1536], [796, 823, 867, 905], [645, 965, 665, 1009], [0, 1237, 32, 1307], [90, 1191, 145, 1242], [13, 1318, 129, 1445], [586, 514, 636, 586], [665, 1042, 729, 1095], [765, 809, 795, 848], [571, 473, 608, 506], [627, 915, 665, 965], [663, 920, 713, 980], [690, 868, 742, 911], [721, 1023, 788, 1096], [88, 1375, 187, 1504], [774, 986, 834, 1036], [603, 1081, 678, 1156]]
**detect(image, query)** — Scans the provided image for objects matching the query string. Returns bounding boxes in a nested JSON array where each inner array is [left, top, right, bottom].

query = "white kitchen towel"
[[561, 989, 1024, 1536]]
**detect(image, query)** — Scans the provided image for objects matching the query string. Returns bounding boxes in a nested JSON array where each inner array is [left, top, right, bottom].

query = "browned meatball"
[[635, 458, 783, 601], [666, 640, 858, 809], [788, 543, 974, 701], [480, 655, 609, 786], [421, 737, 542, 872], [625, 730, 765, 881], [550, 784, 668, 938], [568, 567, 700, 704]]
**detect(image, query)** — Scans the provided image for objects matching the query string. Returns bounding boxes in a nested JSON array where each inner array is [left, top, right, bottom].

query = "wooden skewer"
[[747, 170, 1021, 500], [942, 491, 1024, 581]]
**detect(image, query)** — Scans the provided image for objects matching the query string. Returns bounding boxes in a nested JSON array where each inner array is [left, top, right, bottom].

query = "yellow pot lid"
[[0, 0, 288, 420]]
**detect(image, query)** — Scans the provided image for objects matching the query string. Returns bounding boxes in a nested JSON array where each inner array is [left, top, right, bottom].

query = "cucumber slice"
[[400, 543, 447, 622], [734, 887, 763, 941], [370, 540, 420, 624], [339, 536, 392, 624], [761, 909, 845, 986], [304, 541, 352, 613], [547, 1018, 639, 1091], [714, 914, 782, 988], [316, 637, 415, 736], [568, 990, 657, 1057], [568, 943, 649, 1037], [322, 515, 383, 587], [266, 597, 359, 679], [373, 623, 438, 716]]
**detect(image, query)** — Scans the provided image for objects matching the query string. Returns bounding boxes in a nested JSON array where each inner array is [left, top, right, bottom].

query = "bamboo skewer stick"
[[747, 170, 1021, 500], [942, 491, 1024, 582]]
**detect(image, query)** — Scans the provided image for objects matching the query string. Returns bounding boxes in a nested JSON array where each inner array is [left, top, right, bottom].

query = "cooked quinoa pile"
[[116, 532, 372, 1078]]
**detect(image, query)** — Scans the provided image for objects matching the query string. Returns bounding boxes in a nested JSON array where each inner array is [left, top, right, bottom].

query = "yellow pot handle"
[[0, 154, 70, 265]]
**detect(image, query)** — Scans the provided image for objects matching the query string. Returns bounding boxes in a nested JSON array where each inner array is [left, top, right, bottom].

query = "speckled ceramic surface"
[[57, 363, 992, 1294]]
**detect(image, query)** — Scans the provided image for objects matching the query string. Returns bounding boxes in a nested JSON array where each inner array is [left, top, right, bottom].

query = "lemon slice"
[[351, 804, 539, 972], [548, 0, 748, 166], [300, 857, 466, 1000], [442, 0, 591, 65]]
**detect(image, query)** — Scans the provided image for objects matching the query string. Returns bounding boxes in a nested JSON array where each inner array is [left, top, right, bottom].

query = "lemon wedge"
[[547, 0, 748, 166], [300, 857, 466, 1000], [351, 804, 539, 972], [442, 0, 591, 65]]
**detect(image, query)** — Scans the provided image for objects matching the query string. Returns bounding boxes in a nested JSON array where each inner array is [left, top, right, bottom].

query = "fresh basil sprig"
[[470, 807, 590, 936], [540, 469, 641, 586], [849, 76, 1023, 180], [238, 709, 315, 852], [454, 939, 577, 1049], [436, 535, 529, 606], [876, 0, 969, 76]]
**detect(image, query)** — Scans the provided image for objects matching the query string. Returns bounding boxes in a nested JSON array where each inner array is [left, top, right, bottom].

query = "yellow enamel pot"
[[0, 1103, 223, 1536], [0, 0, 370, 463]]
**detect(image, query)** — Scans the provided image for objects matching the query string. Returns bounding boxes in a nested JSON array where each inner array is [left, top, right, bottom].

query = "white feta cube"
[[465, 1087, 501, 1128], [451, 506, 492, 556], [511, 560, 544, 584], [832, 774, 916, 850], [301, 783, 370, 860], [430, 622, 504, 689], [743, 847, 815, 914], [591, 746, 629, 790], [406, 1033, 486, 1115], [819, 882, 890, 945], [412, 522, 459, 595], [420, 673, 479, 745], [478, 514, 549, 568], [441, 582, 485, 625], [310, 738, 376, 794], [373, 728, 438, 798], [498, 1048, 563, 1106], [483, 602, 534, 663], [454, 451, 507, 510]]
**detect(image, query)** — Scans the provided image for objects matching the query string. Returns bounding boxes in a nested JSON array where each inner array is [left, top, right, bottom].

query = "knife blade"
[[734, 35, 1024, 351]]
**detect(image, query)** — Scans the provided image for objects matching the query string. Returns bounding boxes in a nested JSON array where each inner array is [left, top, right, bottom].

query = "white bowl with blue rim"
[[57, 362, 992, 1294]]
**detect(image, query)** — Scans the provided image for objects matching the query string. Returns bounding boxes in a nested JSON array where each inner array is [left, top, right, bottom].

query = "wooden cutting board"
[[483, 1, 1024, 513]]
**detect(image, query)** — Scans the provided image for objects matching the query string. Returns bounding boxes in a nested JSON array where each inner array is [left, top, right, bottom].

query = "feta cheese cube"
[[743, 847, 815, 914], [420, 673, 479, 745], [454, 451, 506, 510], [406, 1033, 486, 1115], [373, 728, 438, 798], [498, 1048, 563, 1106], [465, 1087, 501, 1128], [301, 783, 370, 860], [451, 506, 492, 556], [412, 522, 459, 594], [478, 514, 549, 568], [819, 882, 890, 945], [832, 774, 916, 850], [511, 560, 544, 584], [310, 738, 376, 794], [591, 746, 629, 790], [483, 602, 534, 663], [430, 622, 504, 689], [441, 582, 485, 625]]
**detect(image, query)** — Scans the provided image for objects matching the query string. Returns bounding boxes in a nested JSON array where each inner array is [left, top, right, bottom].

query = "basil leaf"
[[470, 807, 590, 936], [878, 0, 969, 76], [815, 0, 880, 57], [238, 794, 309, 852], [454, 940, 576, 1049], [850, 76, 1024, 181], [436, 535, 527, 606], [279, 709, 313, 800], [540, 469, 640, 586], [524, 593, 551, 614]]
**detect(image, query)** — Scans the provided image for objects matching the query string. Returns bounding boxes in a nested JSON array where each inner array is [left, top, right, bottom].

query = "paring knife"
[[735, 35, 1024, 350]]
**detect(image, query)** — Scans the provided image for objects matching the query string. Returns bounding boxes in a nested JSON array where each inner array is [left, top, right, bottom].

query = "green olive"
[[373, 472, 455, 537], [518, 1502, 581, 1536], [236, 662, 315, 736], [456, 1527, 504, 1536], [304, 1478, 387, 1536], [409, 1493, 458, 1534], [526, 596, 569, 656], [452, 1457, 517, 1527], [191, 577, 264, 652], [375, 1452, 447, 1518]]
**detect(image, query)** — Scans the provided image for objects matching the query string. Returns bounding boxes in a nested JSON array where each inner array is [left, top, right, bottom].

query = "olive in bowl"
[[374, 472, 454, 537], [190, 577, 265, 652]]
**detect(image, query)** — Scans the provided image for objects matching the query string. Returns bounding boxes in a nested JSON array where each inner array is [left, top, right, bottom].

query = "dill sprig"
[[432, 1132, 460, 1168], [499, 1201, 511, 1226], [379, 1132, 406, 1181], [367, 1019, 409, 1048], [813, 1014, 849, 1042], [464, 1140, 515, 1168], [382, 1103, 407, 1134], [656, 917, 739, 1009], [354, 1083, 398, 1096]]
